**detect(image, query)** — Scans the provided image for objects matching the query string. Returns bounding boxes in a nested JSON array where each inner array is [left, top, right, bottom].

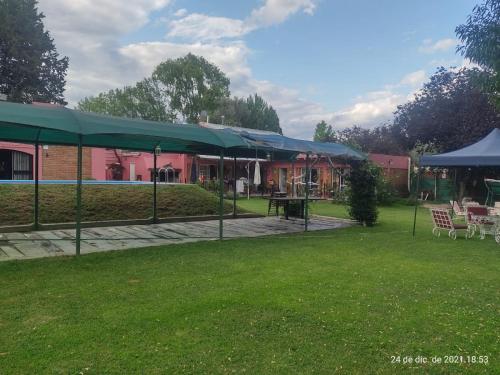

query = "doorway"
[[278, 168, 287, 192]]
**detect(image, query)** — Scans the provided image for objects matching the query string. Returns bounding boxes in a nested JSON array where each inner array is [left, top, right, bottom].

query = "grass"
[[0, 201, 498, 374], [0, 184, 236, 225]]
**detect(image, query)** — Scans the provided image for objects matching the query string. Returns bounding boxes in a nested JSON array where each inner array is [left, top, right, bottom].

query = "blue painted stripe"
[[0, 180, 178, 185]]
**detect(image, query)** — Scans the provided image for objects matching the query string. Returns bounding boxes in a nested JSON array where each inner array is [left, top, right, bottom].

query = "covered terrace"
[[0, 101, 364, 256]]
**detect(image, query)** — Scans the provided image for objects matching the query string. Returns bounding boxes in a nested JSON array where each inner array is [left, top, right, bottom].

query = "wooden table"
[[265, 196, 325, 219]]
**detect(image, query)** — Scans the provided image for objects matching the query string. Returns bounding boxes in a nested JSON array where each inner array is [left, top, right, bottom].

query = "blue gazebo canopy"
[[420, 129, 500, 167]]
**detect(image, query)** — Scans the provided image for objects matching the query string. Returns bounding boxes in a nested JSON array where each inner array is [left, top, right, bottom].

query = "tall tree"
[[152, 53, 230, 123], [392, 67, 500, 153], [77, 78, 174, 122], [209, 96, 250, 126], [456, 0, 500, 108], [209, 94, 282, 134], [313, 120, 336, 142], [336, 125, 405, 155], [0, 0, 68, 104], [244, 94, 282, 134]]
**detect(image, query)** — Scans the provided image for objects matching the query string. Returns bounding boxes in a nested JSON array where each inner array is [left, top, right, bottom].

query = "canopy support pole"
[[451, 168, 458, 218], [75, 136, 83, 255], [305, 153, 310, 231], [412, 169, 421, 237], [33, 131, 41, 230], [153, 148, 158, 224], [292, 160, 296, 197], [219, 150, 224, 240], [232, 157, 237, 218]]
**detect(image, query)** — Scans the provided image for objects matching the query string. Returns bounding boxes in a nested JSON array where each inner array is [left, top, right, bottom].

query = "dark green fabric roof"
[[0, 101, 250, 154], [0, 101, 364, 161]]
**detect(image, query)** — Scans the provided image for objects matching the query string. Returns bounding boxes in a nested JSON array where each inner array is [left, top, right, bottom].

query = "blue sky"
[[38, 0, 479, 138]]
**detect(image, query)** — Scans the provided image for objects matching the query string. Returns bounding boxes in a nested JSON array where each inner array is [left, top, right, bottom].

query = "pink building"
[[0, 142, 410, 196]]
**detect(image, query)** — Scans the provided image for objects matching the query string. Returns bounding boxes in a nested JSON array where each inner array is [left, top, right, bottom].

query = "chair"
[[268, 191, 287, 216], [430, 208, 469, 240], [466, 205, 495, 239], [450, 200, 465, 216]]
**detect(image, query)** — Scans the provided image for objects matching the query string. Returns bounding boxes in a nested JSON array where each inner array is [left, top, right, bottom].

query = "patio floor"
[[0, 216, 353, 262]]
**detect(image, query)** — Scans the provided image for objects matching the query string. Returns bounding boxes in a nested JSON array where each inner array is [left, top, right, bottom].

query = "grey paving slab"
[[0, 216, 352, 262]]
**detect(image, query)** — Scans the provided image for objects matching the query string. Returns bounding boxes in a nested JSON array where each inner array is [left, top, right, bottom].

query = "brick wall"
[[42, 146, 92, 180]]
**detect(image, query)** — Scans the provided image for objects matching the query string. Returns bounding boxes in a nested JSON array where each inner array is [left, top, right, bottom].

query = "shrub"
[[376, 175, 397, 205], [346, 161, 379, 226]]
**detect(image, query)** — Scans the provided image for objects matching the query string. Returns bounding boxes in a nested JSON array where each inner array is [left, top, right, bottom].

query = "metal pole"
[[412, 169, 421, 237], [292, 160, 296, 197], [219, 150, 224, 240], [75, 136, 83, 255], [34, 140, 40, 230], [247, 162, 250, 200], [153, 149, 158, 223], [233, 157, 237, 218], [305, 153, 310, 231]]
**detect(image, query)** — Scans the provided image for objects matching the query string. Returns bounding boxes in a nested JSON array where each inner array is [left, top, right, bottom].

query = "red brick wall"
[[42, 146, 92, 180]]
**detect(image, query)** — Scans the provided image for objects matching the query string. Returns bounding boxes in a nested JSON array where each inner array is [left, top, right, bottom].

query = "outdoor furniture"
[[450, 200, 465, 216], [470, 213, 498, 240], [484, 179, 500, 206], [465, 206, 491, 238], [430, 208, 469, 240], [266, 196, 325, 219], [267, 191, 287, 216]]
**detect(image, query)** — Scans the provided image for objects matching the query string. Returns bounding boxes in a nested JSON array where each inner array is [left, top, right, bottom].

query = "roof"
[[369, 153, 410, 170], [0, 101, 365, 161], [199, 122, 280, 135], [238, 132, 365, 161], [0, 101, 250, 154], [420, 129, 500, 167]]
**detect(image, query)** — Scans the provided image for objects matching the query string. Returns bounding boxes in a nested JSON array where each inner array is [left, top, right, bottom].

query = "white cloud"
[[418, 38, 457, 54], [174, 8, 188, 17], [38, 0, 173, 102], [399, 70, 426, 87], [168, 0, 318, 40], [168, 14, 246, 41], [246, 0, 317, 29], [36, 0, 424, 140]]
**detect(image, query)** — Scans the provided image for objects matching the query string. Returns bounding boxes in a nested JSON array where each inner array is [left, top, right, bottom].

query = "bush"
[[376, 175, 397, 205], [347, 161, 379, 226]]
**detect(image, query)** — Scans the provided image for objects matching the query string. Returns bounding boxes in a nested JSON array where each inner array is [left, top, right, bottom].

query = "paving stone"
[[0, 216, 351, 262]]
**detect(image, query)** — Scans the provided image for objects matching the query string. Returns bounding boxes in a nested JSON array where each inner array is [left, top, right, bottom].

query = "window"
[[199, 165, 209, 180], [300, 167, 320, 184]]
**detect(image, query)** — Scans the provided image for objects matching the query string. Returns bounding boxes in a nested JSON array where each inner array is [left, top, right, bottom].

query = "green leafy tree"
[[210, 94, 282, 134], [0, 0, 68, 104], [244, 94, 282, 134], [209, 96, 249, 125], [313, 120, 336, 142], [152, 53, 230, 123], [77, 78, 174, 122], [336, 125, 405, 155], [346, 161, 379, 226], [392, 67, 500, 153], [456, 0, 500, 108]]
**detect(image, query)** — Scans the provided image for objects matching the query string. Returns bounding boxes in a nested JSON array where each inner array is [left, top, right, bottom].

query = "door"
[[0, 150, 12, 179], [129, 162, 136, 181], [278, 168, 287, 192]]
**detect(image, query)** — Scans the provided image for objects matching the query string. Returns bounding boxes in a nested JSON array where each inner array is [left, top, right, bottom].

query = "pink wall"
[[95, 149, 191, 182]]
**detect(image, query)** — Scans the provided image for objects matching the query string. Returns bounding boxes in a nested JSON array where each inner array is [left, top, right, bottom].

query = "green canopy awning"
[[0, 101, 251, 154], [0, 101, 364, 161]]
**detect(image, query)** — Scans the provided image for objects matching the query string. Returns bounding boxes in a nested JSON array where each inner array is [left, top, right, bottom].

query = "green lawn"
[[0, 201, 498, 374], [0, 184, 237, 225]]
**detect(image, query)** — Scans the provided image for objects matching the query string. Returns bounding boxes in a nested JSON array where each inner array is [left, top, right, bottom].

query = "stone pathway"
[[0, 216, 352, 262]]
